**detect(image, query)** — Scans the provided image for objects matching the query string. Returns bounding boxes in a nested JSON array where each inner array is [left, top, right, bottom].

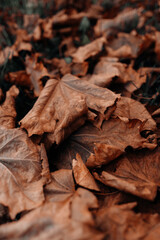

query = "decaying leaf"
[[71, 37, 106, 63], [82, 60, 126, 87], [1, 0, 160, 238], [5, 71, 32, 88], [113, 97, 156, 131], [94, 7, 142, 35], [106, 32, 153, 59], [54, 118, 156, 170], [123, 65, 147, 93], [71, 62, 88, 77], [94, 147, 160, 200], [71, 188, 99, 225], [0, 128, 49, 219], [96, 202, 160, 240], [0, 29, 32, 66], [72, 154, 100, 191], [25, 54, 50, 96], [82, 59, 150, 91], [44, 57, 71, 76], [20, 74, 118, 145], [44, 169, 75, 202], [45, 168, 99, 225], [0, 176, 102, 239], [0, 86, 19, 129], [0, 192, 103, 240], [20, 75, 87, 145]]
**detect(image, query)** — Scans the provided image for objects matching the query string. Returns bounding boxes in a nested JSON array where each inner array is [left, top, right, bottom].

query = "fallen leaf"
[[82, 60, 126, 87], [60, 37, 77, 57], [0, 128, 49, 219], [0, 196, 103, 240], [0, 29, 32, 66], [152, 108, 160, 117], [44, 57, 71, 77], [71, 188, 99, 225], [44, 169, 75, 202], [82, 59, 150, 92], [20, 74, 118, 146], [37, 8, 100, 39], [106, 32, 153, 59], [54, 118, 156, 169], [94, 7, 142, 36], [96, 202, 160, 240], [71, 37, 106, 63], [0, 86, 19, 129], [94, 147, 160, 200], [144, 224, 160, 240], [123, 65, 147, 93], [0, 166, 101, 239], [72, 154, 100, 191], [113, 97, 156, 131], [25, 54, 50, 96], [1, 1, 160, 238], [5, 70, 32, 88], [71, 62, 88, 77], [45, 169, 99, 225]]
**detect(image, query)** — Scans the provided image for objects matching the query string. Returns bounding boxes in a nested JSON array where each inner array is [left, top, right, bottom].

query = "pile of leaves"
[[0, 0, 160, 239]]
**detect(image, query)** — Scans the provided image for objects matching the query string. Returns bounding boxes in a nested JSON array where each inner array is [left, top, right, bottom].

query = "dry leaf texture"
[[0, 128, 48, 219], [20, 74, 118, 145], [0, 86, 19, 129], [72, 154, 99, 191], [54, 118, 156, 169], [94, 147, 160, 200]]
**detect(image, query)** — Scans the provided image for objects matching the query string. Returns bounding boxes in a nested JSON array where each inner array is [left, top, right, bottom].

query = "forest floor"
[[0, 0, 160, 239]]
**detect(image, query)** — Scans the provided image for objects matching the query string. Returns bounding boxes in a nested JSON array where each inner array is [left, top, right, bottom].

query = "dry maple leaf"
[[113, 97, 156, 131], [54, 118, 156, 170], [72, 154, 100, 191], [0, 128, 49, 219], [0, 86, 19, 129], [20, 74, 118, 146], [0, 167, 102, 240], [94, 147, 160, 201], [44, 169, 75, 202], [71, 37, 106, 63], [0, 191, 103, 240], [96, 202, 160, 240], [45, 168, 99, 226], [44, 168, 100, 227]]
